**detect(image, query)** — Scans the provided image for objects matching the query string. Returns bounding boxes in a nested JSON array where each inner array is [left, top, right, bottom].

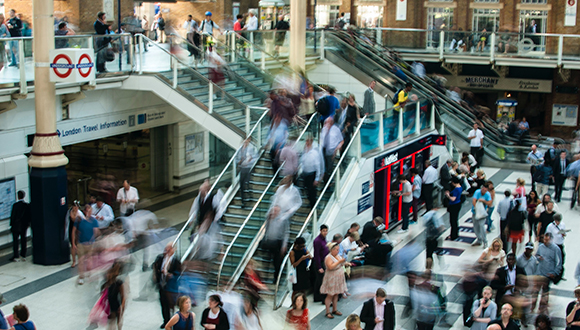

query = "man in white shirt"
[[545, 213, 566, 269], [534, 194, 560, 217], [236, 136, 258, 207], [182, 15, 199, 56], [468, 123, 484, 168], [320, 117, 344, 182], [422, 160, 438, 211], [340, 231, 366, 260], [394, 175, 413, 233], [116, 180, 139, 215], [300, 136, 323, 208], [244, 10, 258, 32], [527, 144, 544, 191], [92, 196, 115, 228]]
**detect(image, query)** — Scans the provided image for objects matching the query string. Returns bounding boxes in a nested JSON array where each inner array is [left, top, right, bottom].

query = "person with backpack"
[[157, 13, 166, 43], [200, 12, 222, 52], [534, 161, 553, 198], [316, 87, 340, 126], [388, 82, 413, 141], [506, 199, 526, 253]]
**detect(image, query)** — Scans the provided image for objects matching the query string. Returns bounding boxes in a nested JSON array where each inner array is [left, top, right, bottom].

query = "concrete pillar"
[[290, 0, 306, 71], [28, 0, 70, 265]]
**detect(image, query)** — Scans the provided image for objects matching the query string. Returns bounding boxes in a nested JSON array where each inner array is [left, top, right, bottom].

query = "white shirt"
[[373, 298, 386, 330], [545, 221, 566, 245], [246, 15, 258, 31], [320, 124, 344, 155], [183, 20, 198, 33], [236, 143, 258, 168], [271, 184, 302, 221], [468, 129, 484, 147], [116, 186, 139, 214], [300, 145, 323, 181], [506, 267, 516, 295], [92, 203, 115, 228], [534, 202, 560, 216], [200, 19, 219, 35], [422, 165, 438, 184], [340, 238, 362, 259]]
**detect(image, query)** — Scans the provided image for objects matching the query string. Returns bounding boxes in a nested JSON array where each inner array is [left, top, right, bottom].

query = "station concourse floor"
[[0, 166, 578, 330]]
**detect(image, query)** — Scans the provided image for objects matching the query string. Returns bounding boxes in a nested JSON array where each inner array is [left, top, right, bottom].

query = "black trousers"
[[313, 268, 326, 302], [417, 321, 435, 330], [159, 288, 172, 324], [448, 203, 461, 240], [530, 166, 537, 192], [500, 219, 508, 253], [240, 167, 251, 204], [12, 230, 27, 258], [471, 147, 483, 168], [426, 237, 438, 260], [423, 183, 434, 211], [554, 176, 566, 202], [303, 172, 317, 208], [265, 239, 284, 279]]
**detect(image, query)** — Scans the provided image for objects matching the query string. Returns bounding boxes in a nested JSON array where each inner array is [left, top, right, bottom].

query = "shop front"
[[373, 134, 446, 229]]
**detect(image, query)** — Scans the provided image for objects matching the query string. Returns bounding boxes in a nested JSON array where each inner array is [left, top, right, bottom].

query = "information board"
[[0, 178, 16, 220]]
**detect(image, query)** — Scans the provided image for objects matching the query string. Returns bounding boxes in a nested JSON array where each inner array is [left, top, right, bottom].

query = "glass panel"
[[357, 6, 384, 28], [427, 8, 453, 49], [93, 34, 134, 74], [519, 11, 548, 53]]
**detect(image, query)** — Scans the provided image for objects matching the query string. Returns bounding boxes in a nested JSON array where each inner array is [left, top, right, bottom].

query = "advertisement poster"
[[0, 178, 16, 220], [185, 132, 204, 165], [396, 0, 407, 21], [565, 0, 577, 26], [552, 104, 578, 126]]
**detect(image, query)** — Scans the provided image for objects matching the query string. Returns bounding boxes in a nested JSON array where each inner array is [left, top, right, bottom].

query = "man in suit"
[[363, 80, 376, 115], [490, 253, 526, 306], [553, 151, 569, 203], [153, 243, 182, 328], [10, 190, 30, 262], [440, 159, 453, 192], [360, 288, 396, 330]]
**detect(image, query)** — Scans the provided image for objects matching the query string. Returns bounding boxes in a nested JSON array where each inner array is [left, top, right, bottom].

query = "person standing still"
[[157, 13, 166, 43], [468, 123, 484, 169], [363, 81, 376, 115], [471, 182, 492, 248], [117, 180, 139, 216], [395, 175, 413, 234], [10, 190, 30, 262], [313, 225, 329, 302], [7, 9, 22, 67], [422, 160, 438, 211], [411, 168, 422, 223], [94, 12, 111, 73]]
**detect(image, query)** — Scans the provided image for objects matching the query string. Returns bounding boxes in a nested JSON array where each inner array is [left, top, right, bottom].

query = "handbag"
[[288, 267, 297, 284], [465, 314, 475, 327], [88, 288, 110, 326], [474, 201, 488, 220]]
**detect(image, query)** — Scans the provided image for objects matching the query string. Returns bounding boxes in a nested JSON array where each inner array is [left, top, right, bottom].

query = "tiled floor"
[[0, 166, 578, 330]]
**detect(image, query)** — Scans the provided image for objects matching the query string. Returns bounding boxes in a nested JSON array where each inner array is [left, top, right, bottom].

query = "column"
[[290, 0, 307, 71], [28, 0, 70, 265]]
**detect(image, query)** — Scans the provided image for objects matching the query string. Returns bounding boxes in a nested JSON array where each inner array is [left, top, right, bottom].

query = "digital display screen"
[[0, 178, 16, 220]]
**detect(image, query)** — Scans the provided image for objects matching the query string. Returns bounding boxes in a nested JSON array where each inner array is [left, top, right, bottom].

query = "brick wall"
[[544, 69, 580, 138]]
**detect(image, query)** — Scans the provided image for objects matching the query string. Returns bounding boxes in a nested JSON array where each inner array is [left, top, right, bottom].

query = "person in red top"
[[286, 292, 311, 330], [233, 14, 244, 34]]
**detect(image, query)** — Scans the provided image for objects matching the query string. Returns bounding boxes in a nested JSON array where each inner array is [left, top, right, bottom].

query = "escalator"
[[323, 32, 541, 165]]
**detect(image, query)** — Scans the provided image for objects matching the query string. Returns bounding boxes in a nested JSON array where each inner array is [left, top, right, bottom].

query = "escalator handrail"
[[217, 113, 318, 291], [172, 107, 270, 249], [273, 111, 368, 310]]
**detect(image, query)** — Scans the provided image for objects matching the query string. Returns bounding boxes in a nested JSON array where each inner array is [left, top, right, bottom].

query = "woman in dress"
[[289, 237, 311, 298], [527, 191, 540, 242], [477, 237, 506, 280], [201, 294, 230, 330], [320, 243, 347, 319], [286, 292, 310, 330], [165, 296, 195, 330], [345, 314, 363, 330], [470, 286, 497, 330]]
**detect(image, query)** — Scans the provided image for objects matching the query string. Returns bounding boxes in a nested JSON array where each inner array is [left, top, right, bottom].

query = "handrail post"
[[313, 209, 318, 241], [376, 28, 382, 45], [439, 122, 445, 136], [261, 51, 266, 70], [398, 108, 404, 143], [129, 35, 134, 70], [245, 106, 251, 135], [355, 128, 362, 160], [490, 33, 496, 63], [249, 32, 254, 62], [231, 32, 236, 63], [172, 57, 178, 89], [336, 165, 341, 198], [415, 101, 421, 136], [378, 113, 384, 151], [232, 158, 237, 185], [557, 35, 564, 67], [208, 82, 214, 114], [448, 137, 453, 155], [139, 35, 144, 75], [257, 121, 262, 147], [320, 30, 325, 60], [439, 30, 445, 61], [18, 39, 26, 95], [88, 36, 97, 86], [430, 104, 436, 130]]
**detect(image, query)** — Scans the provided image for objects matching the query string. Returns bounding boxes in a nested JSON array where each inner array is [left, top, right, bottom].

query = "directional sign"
[[49, 48, 95, 83]]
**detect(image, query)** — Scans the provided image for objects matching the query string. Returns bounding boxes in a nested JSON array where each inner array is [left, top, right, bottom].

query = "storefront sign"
[[357, 193, 373, 214], [443, 75, 552, 93], [552, 104, 578, 126], [185, 132, 205, 165], [566, 0, 577, 26], [374, 134, 445, 170], [396, 0, 407, 21]]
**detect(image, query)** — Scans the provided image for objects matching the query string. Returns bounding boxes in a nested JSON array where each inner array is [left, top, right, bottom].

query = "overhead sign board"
[[49, 48, 95, 83], [443, 75, 552, 93]]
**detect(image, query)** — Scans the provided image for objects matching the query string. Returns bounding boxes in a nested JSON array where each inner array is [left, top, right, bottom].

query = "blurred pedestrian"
[[154, 243, 182, 328], [478, 238, 506, 279], [207, 44, 227, 99], [497, 190, 514, 251], [286, 292, 310, 330], [104, 262, 125, 330], [300, 135, 323, 208], [321, 117, 344, 182], [279, 139, 299, 178], [165, 296, 195, 330], [290, 237, 312, 297], [536, 314, 552, 330], [74, 204, 100, 284], [274, 15, 289, 56], [271, 175, 302, 221], [320, 242, 347, 319], [536, 232, 562, 313], [363, 81, 376, 115], [423, 208, 445, 264], [237, 137, 257, 207], [261, 205, 289, 279], [201, 294, 230, 330], [237, 295, 261, 330], [9, 190, 30, 262], [189, 179, 224, 234], [472, 182, 493, 248], [470, 286, 497, 330], [360, 288, 395, 330]]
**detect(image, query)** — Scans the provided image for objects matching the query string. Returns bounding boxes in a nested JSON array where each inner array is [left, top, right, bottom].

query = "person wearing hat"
[[517, 242, 537, 277], [199, 11, 221, 52], [566, 286, 580, 330]]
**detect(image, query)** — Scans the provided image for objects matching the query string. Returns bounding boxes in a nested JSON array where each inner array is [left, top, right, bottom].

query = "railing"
[[172, 106, 271, 261], [216, 113, 319, 291]]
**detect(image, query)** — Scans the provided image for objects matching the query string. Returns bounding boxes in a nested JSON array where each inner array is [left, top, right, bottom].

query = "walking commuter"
[[527, 145, 543, 192], [74, 205, 100, 284], [363, 81, 376, 115], [536, 201, 555, 241], [440, 159, 453, 193], [300, 135, 323, 208], [536, 233, 562, 313], [553, 151, 569, 203], [157, 13, 166, 43], [341, 94, 360, 154], [317, 87, 341, 125], [360, 288, 396, 330], [545, 213, 566, 268], [189, 179, 224, 233], [200, 12, 221, 52], [11, 304, 36, 330], [313, 225, 329, 302], [262, 205, 289, 279], [154, 243, 182, 329], [183, 15, 199, 57], [273, 15, 289, 56], [491, 253, 526, 306], [506, 199, 526, 253], [422, 160, 438, 211], [10, 190, 30, 262], [486, 182, 496, 233], [534, 162, 553, 199], [103, 262, 125, 330], [279, 140, 299, 178], [471, 182, 493, 248], [445, 177, 463, 240], [236, 137, 257, 207], [468, 123, 484, 168], [389, 82, 413, 141], [395, 175, 413, 234], [117, 180, 139, 216], [411, 168, 422, 223], [534, 194, 560, 217], [423, 208, 445, 263], [526, 191, 541, 242], [94, 12, 111, 73], [320, 117, 344, 182]]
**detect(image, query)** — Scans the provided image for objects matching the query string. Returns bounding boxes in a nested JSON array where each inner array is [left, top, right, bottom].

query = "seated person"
[[361, 217, 393, 267]]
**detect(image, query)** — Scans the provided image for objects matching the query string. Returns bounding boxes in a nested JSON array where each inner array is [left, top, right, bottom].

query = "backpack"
[[532, 166, 544, 183], [200, 20, 214, 32], [392, 88, 404, 104], [316, 96, 330, 117]]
